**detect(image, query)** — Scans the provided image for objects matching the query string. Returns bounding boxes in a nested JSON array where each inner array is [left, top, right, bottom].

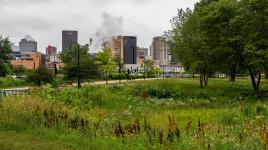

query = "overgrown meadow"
[[0, 78, 268, 149]]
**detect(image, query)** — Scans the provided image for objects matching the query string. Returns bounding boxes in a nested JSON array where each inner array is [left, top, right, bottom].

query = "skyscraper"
[[19, 35, 37, 52], [62, 30, 78, 51], [150, 36, 166, 65], [110, 36, 137, 64], [111, 36, 124, 62], [123, 36, 137, 64]]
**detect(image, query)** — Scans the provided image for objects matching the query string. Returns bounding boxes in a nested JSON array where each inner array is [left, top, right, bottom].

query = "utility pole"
[[143, 58, 146, 80], [77, 45, 81, 88]]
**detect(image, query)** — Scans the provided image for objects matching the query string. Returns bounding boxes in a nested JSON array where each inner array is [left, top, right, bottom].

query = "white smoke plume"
[[89, 12, 124, 53]]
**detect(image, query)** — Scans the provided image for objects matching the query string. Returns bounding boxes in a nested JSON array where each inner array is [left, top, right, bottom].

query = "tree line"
[[0, 38, 160, 87], [166, 0, 268, 91]]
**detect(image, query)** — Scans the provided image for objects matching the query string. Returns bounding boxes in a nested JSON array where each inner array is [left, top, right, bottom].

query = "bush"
[[0, 76, 27, 89], [11, 66, 28, 75], [27, 66, 54, 86]]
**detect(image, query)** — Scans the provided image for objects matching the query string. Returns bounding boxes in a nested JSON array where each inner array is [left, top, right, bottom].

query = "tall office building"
[[19, 35, 37, 52], [110, 36, 137, 64], [62, 30, 78, 51], [150, 36, 166, 65], [124, 36, 137, 64], [111, 36, 124, 62]]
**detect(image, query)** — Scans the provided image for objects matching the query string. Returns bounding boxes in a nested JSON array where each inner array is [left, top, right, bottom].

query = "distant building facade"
[[137, 47, 148, 65], [45, 45, 62, 69], [12, 46, 20, 52], [166, 41, 178, 65], [11, 52, 42, 69], [19, 35, 37, 52], [111, 36, 124, 62], [62, 30, 78, 51], [110, 36, 137, 64], [46, 45, 57, 55], [150, 36, 166, 65], [123, 36, 137, 64]]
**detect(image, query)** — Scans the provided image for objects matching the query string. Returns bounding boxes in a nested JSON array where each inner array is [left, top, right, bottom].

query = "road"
[[82, 78, 162, 86]]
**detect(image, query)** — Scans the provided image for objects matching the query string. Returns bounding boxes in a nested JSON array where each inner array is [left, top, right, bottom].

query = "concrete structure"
[[11, 52, 42, 69], [19, 35, 37, 52], [150, 36, 166, 65], [62, 30, 78, 51], [110, 36, 137, 64], [111, 36, 124, 62]]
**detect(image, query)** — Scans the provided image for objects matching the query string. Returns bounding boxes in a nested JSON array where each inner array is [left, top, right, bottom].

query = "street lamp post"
[[70, 42, 80, 88], [77, 45, 81, 88], [143, 58, 146, 80]]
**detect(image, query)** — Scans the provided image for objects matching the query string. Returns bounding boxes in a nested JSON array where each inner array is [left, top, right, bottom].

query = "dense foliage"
[[0, 76, 27, 89], [61, 44, 101, 83], [95, 47, 117, 83], [0, 36, 13, 77], [168, 0, 268, 91], [26, 66, 54, 86]]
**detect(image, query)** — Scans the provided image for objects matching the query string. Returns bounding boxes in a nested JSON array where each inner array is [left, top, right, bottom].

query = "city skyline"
[[0, 0, 197, 53]]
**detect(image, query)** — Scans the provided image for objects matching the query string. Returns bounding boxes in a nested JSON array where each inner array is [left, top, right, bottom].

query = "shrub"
[[0, 76, 27, 89], [27, 66, 54, 86]]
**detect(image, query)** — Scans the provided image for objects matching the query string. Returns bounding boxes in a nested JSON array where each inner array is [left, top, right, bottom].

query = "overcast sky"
[[0, 0, 197, 53]]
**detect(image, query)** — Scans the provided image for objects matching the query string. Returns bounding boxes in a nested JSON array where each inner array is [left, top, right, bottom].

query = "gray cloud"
[[0, 0, 198, 52]]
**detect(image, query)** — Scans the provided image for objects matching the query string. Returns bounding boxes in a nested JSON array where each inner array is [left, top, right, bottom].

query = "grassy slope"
[[0, 78, 268, 149]]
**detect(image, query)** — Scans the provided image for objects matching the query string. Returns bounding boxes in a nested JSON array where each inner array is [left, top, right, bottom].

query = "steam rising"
[[89, 12, 124, 52]]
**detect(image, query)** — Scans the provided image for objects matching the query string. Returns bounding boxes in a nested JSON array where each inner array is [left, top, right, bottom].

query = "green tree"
[[95, 47, 117, 84], [170, 8, 214, 88], [142, 60, 155, 77], [27, 66, 54, 86], [151, 66, 162, 78], [198, 0, 242, 81], [0, 36, 13, 77], [61, 44, 100, 83], [237, 0, 268, 91]]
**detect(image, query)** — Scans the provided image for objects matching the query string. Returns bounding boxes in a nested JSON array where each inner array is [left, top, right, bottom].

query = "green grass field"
[[0, 78, 268, 149]]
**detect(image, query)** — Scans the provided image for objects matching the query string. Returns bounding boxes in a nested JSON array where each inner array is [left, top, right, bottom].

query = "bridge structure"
[[0, 87, 29, 99]]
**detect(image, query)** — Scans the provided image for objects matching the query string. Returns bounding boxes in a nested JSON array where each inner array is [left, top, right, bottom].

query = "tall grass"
[[0, 78, 267, 149]]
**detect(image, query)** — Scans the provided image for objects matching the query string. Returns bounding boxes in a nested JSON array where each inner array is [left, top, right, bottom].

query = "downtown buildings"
[[62, 30, 78, 51], [11, 35, 43, 69], [150, 36, 178, 66], [45, 45, 62, 69], [110, 36, 137, 64], [9, 30, 182, 75], [19, 35, 37, 52]]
